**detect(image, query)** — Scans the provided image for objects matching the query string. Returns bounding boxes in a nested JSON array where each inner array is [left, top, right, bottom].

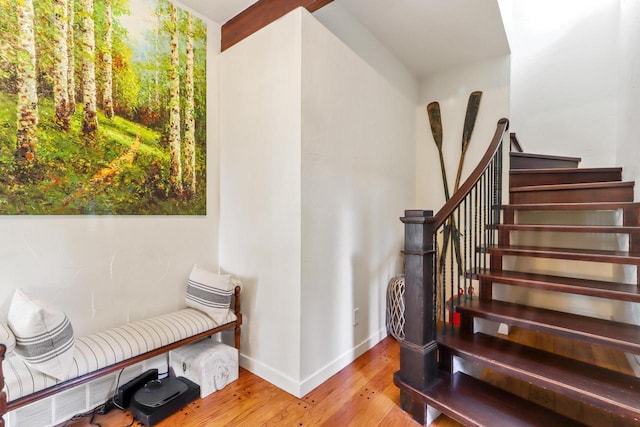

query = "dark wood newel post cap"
[[400, 210, 435, 224], [404, 210, 433, 217]]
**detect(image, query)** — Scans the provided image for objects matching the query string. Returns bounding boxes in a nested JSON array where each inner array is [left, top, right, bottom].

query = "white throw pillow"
[[185, 265, 234, 324], [8, 289, 75, 380], [0, 322, 16, 355]]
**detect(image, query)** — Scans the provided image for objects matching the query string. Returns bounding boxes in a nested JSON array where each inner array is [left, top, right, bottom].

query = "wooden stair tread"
[[509, 181, 634, 204], [488, 244, 640, 264], [439, 332, 640, 419], [510, 152, 581, 170], [455, 298, 640, 354], [511, 167, 622, 175], [510, 152, 582, 162], [503, 202, 640, 212], [475, 269, 640, 303], [510, 181, 634, 193], [509, 167, 623, 188], [497, 224, 640, 233], [394, 371, 585, 427]]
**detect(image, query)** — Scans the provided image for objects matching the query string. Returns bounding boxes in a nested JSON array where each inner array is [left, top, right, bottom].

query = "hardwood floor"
[[61, 328, 634, 427], [62, 336, 446, 427]]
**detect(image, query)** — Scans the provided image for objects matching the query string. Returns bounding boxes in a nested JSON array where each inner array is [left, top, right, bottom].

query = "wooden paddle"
[[427, 102, 450, 200], [428, 102, 458, 272], [453, 91, 483, 192]]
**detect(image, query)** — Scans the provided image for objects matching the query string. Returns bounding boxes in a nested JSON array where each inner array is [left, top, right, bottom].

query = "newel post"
[[398, 210, 438, 421]]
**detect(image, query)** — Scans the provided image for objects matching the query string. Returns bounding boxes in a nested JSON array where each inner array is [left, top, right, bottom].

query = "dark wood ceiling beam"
[[221, 0, 334, 51]]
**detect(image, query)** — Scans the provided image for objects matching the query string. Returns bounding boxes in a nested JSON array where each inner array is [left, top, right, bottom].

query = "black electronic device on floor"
[[116, 369, 159, 408], [130, 376, 200, 426]]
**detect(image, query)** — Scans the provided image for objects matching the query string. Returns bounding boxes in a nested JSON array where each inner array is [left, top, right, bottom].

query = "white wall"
[[416, 56, 511, 211], [498, 0, 619, 167], [299, 10, 415, 392], [614, 0, 640, 349], [495, 0, 640, 327], [616, 0, 640, 200], [312, 2, 418, 104], [0, 11, 221, 338], [219, 7, 416, 397], [219, 10, 303, 391]]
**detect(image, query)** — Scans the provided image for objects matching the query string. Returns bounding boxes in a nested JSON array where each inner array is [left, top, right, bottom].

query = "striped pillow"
[[0, 322, 15, 355], [185, 265, 234, 324], [7, 289, 75, 380]]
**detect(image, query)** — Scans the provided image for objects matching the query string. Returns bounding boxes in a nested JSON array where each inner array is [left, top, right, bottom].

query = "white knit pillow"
[[0, 322, 15, 355], [8, 289, 75, 380], [185, 265, 234, 324]]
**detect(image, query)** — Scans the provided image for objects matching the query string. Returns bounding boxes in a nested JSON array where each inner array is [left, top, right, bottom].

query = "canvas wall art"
[[0, 0, 207, 214]]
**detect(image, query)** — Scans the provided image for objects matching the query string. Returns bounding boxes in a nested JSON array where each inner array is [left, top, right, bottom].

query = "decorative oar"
[[453, 91, 483, 192], [427, 102, 460, 274], [445, 91, 483, 277], [427, 102, 450, 201]]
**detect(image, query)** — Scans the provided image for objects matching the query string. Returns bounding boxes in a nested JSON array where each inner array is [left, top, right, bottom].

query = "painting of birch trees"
[[0, 0, 207, 214]]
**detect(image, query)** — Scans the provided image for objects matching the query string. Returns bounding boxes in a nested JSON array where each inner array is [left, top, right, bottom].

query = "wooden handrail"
[[397, 118, 509, 421], [434, 118, 509, 229]]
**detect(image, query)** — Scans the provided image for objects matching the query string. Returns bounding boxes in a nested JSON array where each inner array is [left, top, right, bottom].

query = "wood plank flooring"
[[62, 336, 456, 427], [59, 327, 635, 427]]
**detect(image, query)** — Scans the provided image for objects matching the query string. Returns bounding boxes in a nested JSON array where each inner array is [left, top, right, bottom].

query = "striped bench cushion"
[[3, 308, 236, 402]]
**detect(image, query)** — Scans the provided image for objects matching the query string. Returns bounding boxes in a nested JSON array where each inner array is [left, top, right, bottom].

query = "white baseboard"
[[299, 327, 387, 396], [239, 353, 303, 397], [239, 327, 388, 398]]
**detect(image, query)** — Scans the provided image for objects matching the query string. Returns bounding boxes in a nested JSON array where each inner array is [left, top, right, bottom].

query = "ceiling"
[[179, 0, 510, 79], [179, 0, 258, 25]]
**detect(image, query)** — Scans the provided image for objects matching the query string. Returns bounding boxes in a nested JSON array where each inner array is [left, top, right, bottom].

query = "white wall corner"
[[298, 328, 388, 397], [239, 353, 303, 398], [219, 7, 303, 391]]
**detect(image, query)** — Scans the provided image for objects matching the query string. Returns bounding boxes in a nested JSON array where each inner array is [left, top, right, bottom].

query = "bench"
[[0, 286, 242, 427]]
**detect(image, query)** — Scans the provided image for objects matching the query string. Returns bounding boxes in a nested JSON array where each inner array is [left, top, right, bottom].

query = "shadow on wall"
[[350, 212, 404, 350]]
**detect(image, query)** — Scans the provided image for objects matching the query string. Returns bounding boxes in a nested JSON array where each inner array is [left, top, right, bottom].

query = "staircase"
[[395, 122, 640, 427]]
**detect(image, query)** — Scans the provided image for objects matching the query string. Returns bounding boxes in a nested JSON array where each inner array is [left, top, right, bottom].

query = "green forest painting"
[[0, 0, 207, 215]]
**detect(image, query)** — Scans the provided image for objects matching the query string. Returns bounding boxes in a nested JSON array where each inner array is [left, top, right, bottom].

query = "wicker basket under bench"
[[0, 286, 242, 427]]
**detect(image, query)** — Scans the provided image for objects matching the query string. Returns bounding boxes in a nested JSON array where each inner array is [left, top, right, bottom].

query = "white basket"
[[169, 340, 238, 398], [385, 275, 405, 341]]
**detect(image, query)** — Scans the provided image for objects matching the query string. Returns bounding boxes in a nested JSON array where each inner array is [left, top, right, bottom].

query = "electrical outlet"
[[353, 307, 359, 326]]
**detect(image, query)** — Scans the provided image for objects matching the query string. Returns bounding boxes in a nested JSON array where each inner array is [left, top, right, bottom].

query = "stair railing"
[[434, 118, 508, 335], [396, 118, 509, 423]]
